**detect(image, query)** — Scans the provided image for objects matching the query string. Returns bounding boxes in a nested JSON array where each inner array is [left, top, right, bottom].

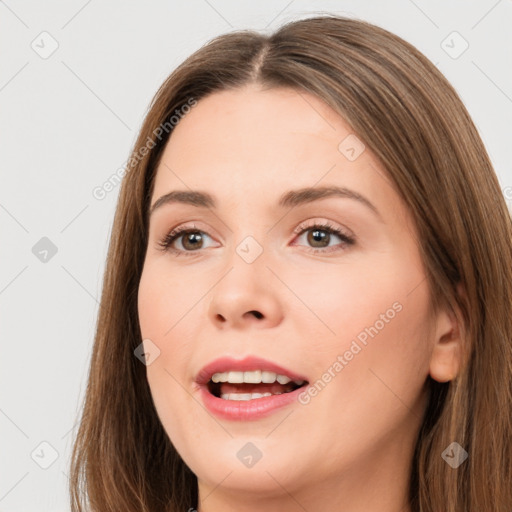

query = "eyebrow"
[[149, 185, 381, 219]]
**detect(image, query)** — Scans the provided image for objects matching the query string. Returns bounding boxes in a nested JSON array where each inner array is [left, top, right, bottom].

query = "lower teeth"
[[220, 392, 281, 401]]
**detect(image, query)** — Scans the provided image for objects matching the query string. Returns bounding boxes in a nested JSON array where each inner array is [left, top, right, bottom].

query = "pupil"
[[183, 232, 202, 250], [308, 229, 329, 247]]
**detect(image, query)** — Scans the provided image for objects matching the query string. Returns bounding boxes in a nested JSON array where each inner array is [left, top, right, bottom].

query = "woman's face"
[[137, 85, 442, 507]]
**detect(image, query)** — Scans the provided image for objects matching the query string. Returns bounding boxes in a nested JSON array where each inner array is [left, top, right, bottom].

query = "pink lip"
[[195, 356, 309, 421], [198, 385, 306, 421]]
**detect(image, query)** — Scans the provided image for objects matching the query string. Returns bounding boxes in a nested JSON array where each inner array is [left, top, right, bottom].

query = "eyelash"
[[156, 221, 355, 257]]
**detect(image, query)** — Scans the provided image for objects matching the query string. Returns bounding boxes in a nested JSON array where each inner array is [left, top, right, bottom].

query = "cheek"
[[137, 263, 198, 384], [137, 262, 211, 448], [281, 259, 418, 339], [137, 266, 183, 417], [138, 260, 204, 340], [284, 257, 432, 386], [286, 265, 432, 459]]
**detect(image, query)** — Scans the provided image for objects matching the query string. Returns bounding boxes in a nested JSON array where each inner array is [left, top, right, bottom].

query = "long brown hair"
[[69, 14, 512, 512]]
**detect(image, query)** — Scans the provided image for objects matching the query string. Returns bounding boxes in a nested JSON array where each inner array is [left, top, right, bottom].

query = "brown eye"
[[181, 231, 204, 250], [307, 228, 331, 248], [158, 228, 214, 255], [293, 221, 355, 255]]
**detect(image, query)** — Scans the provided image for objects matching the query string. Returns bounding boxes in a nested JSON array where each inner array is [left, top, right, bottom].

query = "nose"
[[207, 253, 284, 330]]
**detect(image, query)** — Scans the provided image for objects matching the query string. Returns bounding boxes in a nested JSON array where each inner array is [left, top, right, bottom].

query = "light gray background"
[[1, 1, 511, 510]]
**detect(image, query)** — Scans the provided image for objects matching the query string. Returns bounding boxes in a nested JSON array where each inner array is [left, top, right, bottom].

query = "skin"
[[137, 84, 462, 512]]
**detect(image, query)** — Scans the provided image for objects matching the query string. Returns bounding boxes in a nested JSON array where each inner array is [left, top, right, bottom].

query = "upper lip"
[[195, 356, 309, 386]]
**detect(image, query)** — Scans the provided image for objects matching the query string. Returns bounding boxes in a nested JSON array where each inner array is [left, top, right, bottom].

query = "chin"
[[179, 436, 304, 494]]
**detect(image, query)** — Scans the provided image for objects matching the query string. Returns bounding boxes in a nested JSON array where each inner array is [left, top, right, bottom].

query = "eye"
[[157, 220, 355, 257], [292, 220, 355, 254], [157, 224, 217, 256]]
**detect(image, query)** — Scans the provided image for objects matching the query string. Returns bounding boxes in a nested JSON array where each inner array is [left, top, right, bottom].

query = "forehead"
[[165, 85, 349, 156], [151, 86, 408, 228]]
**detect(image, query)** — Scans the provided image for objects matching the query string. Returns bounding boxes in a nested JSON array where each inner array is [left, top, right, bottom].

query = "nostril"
[[249, 311, 263, 319]]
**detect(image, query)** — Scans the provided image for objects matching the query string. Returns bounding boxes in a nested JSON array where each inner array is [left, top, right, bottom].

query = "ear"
[[429, 284, 466, 383]]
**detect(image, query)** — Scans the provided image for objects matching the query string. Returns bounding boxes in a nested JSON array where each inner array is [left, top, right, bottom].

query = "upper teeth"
[[211, 370, 303, 385]]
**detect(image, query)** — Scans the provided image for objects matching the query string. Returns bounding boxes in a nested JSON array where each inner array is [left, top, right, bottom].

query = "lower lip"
[[198, 385, 305, 421]]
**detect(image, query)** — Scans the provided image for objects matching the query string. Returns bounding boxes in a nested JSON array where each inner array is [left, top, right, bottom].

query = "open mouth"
[[207, 371, 309, 401]]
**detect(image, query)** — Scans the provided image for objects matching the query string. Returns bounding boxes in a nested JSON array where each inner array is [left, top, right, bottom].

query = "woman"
[[69, 14, 512, 512]]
